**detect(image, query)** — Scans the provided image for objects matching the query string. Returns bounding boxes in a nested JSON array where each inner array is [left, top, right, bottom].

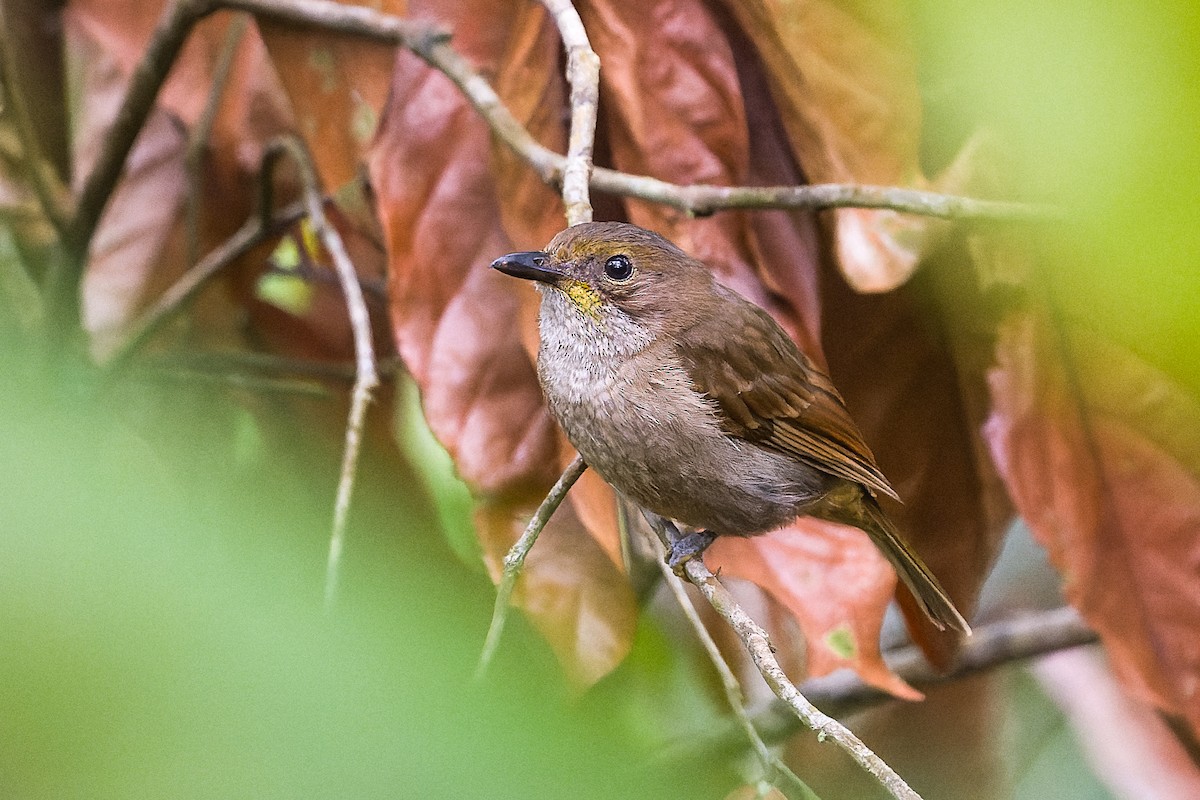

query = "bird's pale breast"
[[535, 288, 829, 534]]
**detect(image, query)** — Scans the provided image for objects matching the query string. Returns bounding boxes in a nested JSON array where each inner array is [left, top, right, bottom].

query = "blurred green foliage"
[[0, 343, 721, 799], [917, 0, 1200, 392]]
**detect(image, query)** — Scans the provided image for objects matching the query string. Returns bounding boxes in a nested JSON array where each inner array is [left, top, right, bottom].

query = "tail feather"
[[859, 498, 972, 636]]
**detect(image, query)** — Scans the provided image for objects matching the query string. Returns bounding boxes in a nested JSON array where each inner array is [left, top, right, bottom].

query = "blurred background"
[[2, 0, 1198, 798]]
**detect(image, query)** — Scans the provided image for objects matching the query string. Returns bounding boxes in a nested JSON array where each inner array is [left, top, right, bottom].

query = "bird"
[[491, 221, 970, 634]]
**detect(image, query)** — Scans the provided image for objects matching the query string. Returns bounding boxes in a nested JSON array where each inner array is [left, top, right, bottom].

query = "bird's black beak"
[[490, 251, 562, 284]]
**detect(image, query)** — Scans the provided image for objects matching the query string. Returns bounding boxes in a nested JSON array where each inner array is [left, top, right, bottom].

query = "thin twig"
[[103, 200, 304, 372], [690, 606, 1097, 757], [587, 173, 1054, 222], [655, 553, 820, 800], [49, 0, 1045, 338], [476, 455, 588, 679], [683, 557, 922, 800], [539, 0, 598, 226], [262, 135, 380, 612], [644, 516, 922, 800], [185, 13, 249, 268], [218, 1, 1045, 222], [68, 0, 214, 253]]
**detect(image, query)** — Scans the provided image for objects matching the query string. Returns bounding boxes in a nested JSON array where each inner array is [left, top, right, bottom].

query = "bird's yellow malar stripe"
[[562, 279, 603, 321]]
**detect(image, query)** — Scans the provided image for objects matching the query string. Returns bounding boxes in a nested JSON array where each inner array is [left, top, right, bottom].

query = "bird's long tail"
[[858, 497, 972, 635]]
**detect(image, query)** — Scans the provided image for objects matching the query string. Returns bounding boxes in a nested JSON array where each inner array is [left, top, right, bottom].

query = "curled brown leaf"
[[366, 0, 636, 684], [986, 314, 1200, 735]]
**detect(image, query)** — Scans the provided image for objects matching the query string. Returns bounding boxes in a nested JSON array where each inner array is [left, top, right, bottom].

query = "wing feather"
[[675, 295, 899, 501]]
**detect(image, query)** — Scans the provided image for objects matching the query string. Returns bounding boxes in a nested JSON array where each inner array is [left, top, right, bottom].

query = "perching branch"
[[477, 455, 588, 679], [540, 0, 599, 226], [685, 606, 1097, 759], [688, 557, 921, 800], [261, 135, 380, 612], [655, 554, 820, 800], [644, 516, 923, 800], [586, 175, 1053, 222]]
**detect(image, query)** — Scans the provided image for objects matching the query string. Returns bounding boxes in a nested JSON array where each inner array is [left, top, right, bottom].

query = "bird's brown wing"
[[674, 298, 899, 501]]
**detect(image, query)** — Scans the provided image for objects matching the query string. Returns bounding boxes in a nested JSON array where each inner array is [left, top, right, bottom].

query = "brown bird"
[[492, 221, 969, 634]]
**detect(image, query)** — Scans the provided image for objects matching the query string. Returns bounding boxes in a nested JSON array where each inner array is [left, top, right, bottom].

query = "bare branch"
[[260, 135, 380, 611], [104, 200, 304, 373], [655, 553, 820, 800], [687, 606, 1097, 759], [643, 515, 922, 800], [540, 0, 598, 225], [477, 455, 588, 679], [47, 0, 1044, 339], [588, 172, 1054, 222], [221, 1, 1043, 223]]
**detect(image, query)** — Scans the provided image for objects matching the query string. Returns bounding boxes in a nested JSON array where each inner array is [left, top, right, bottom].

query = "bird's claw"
[[665, 529, 717, 576]]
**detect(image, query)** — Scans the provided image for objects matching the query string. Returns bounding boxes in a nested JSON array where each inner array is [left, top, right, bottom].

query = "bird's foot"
[[665, 527, 717, 576]]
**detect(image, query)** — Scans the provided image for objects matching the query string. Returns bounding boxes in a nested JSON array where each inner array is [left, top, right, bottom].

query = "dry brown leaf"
[[256, 1, 402, 189], [708, 522, 919, 699], [478, 496, 636, 687], [491, 1, 567, 250], [727, 0, 960, 292], [65, 2, 296, 356], [366, 0, 636, 684], [367, 42, 555, 491], [66, 3, 290, 143], [68, 22, 188, 357], [986, 313, 1200, 734]]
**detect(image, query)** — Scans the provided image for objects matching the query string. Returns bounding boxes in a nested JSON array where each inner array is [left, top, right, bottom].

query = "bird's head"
[[490, 221, 715, 334]]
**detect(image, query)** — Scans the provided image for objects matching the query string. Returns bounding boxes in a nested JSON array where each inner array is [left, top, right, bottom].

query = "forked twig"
[[643, 516, 923, 800], [40, 0, 1047, 341], [655, 553, 820, 800]]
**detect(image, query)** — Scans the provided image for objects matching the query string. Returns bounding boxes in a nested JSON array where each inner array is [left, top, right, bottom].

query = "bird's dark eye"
[[603, 254, 634, 282]]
